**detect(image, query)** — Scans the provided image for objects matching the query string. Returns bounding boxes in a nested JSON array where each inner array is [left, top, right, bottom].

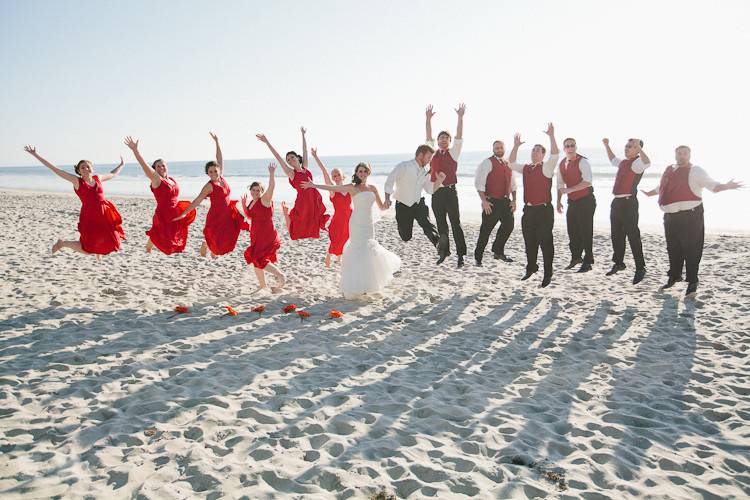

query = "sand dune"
[[0, 190, 748, 499]]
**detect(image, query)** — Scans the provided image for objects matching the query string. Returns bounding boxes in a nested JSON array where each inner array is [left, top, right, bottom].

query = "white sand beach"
[[0, 190, 748, 499]]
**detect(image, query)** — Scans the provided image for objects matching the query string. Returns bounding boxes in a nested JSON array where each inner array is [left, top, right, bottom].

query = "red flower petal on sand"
[[283, 304, 298, 313], [297, 310, 311, 321], [174, 306, 190, 313], [329, 309, 344, 319], [224, 306, 239, 316], [252, 305, 266, 315]]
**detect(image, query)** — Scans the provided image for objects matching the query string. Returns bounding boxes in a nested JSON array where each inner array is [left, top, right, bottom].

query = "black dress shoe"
[[685, 282, 698, 297], [633, 268, 646, 285], [457, 256, 465, 268], [661, 276, 683, 290], [577, 263, 592, 273], [436, 254, 447, 265], [565, 258, 583, 270], [605, 263, 626, 276], [540, 275, 552, 288], [521, 269, 538, 281], [494, 253, 514, 262]]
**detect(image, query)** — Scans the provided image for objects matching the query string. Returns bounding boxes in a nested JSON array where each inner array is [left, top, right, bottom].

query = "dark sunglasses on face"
[[564, 144, 576, 148]]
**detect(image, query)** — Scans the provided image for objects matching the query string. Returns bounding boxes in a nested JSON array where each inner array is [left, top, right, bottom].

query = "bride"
[[304, 162, 443, 299]]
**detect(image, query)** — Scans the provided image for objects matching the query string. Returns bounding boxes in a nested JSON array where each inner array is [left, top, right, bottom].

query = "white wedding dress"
[[340, 190, 401, 299]]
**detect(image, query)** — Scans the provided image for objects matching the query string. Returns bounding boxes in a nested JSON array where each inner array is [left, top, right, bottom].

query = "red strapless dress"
[[243, 200, 281, 269], [74, 175, 125, 255], [146, 177, 196, 254], [288, 169, 329, 240], [203, 176, 248, 255], [328, 192, 352, 256]]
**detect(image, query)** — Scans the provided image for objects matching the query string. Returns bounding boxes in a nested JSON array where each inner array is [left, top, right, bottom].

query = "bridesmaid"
[[239, 163, 285, 293], [311, 147, 351, 267], [124, 136, 196, 254], [174, 132, 247, 257], [256, 127, 329, 239], [24, 145, 125, 257]]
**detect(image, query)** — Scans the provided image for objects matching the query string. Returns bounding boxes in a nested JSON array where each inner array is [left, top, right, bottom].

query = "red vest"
[[430, 149, 458, 186], [559, 155, 593, 201], [523, 163, 552, 205], [658, 164, 702, 206], [612, 158, 642, 196], [485, 157, 513, 199]]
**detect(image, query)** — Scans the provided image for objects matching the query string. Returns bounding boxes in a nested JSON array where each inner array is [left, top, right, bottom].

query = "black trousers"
[[395, 198, 439, 246], [521, 204, 554, 276], [474, 197, 514, 262], [664, 204, 704, 284], [610, 197, 645, 269], [566, 194, 596, 264], [432, 186, 467, 257]]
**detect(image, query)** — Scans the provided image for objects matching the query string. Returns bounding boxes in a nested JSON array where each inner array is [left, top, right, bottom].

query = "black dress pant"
[[566, 193, 596, 264], [474, 197, 514, 262], [432, 185, 467, 257], [395, 198, 439, 246], [521, 204, 554, 277], [610, 197, 645, 269], [664, 204, 704, 284]]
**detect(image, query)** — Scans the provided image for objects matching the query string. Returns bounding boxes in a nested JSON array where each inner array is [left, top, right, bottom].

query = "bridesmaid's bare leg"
[[265, 263, 285, 293], [281, 202, 291, 233], [325, 253, 332, 268], [53, 239, 88, 255], [199, 242, 208, 257], [253, 267, 268, 290], [145, 240, 154, 253]]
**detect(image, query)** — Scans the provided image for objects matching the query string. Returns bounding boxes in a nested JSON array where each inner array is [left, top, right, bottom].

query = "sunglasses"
[[564, 144, 576, 148]]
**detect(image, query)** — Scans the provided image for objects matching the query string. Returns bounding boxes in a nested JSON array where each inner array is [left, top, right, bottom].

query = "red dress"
[[288, 169, 329, 240], [74, 175, 125, 255], [146, 177, 196, 254], [243, 200, 281, 269], [328, 192, 352, 256], [203, 177, 248, 256]]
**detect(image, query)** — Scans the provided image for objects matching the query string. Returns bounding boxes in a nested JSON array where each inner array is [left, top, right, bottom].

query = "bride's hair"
[[352, 162, 371, 185]]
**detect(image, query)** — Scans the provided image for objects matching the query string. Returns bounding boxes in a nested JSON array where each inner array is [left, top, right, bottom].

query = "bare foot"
[[210, 251, 217, 260], [325, 254, 332, 268], [51, 239, 63, 254], [273, 273, 286, 292], [199, 242, 207, 257], [145, 240, 154, 253], [270, 286, 282, 293]]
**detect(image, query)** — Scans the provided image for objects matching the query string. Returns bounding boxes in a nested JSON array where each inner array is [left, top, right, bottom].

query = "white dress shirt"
[[426, 138, 463, 161], [655, 164, 719, 213], [384, 159, 434, 206], [510, 154, 559, 178], [611, 156, 651, 198], [475, 157, 517, 194], [556, 157, 593, 191]]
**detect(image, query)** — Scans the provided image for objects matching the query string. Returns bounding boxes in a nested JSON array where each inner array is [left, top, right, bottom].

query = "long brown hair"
[[352, 162, 371, 185]]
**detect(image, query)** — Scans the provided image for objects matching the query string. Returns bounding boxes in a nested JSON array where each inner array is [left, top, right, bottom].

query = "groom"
[[384, 144, 443, 248]]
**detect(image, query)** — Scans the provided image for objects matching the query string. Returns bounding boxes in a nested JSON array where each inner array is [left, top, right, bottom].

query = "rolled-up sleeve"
[[450, 138, 463, 160], [509, 162, 525, 174], [631, 157, 650, 174], [580, 158, 593, 182], [542, 154, 558, 178], [692, 166, 720, 192], [474, 158, 491, 192], [384, 162, 402, 195]]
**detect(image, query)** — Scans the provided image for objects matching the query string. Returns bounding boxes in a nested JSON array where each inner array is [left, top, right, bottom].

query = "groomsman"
[[603, 137, 651, 284], [642, 145, 742, 296], [425, 103, 467, 267], [384, 144, 442, 247], [509, 123, 559, 288], [556, 137, 596, 272], [474, 140, 517, 266]]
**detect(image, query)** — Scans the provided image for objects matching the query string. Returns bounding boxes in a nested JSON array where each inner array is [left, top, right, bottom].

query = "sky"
[[1, 0, 749, 178]]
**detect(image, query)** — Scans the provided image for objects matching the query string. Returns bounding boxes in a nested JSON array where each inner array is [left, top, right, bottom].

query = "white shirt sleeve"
[[611, 157, 622, 167], [691, 166, 720, 192], [579, 158, 593, 182], [474, 158, 491, 192], [542, 154, 558, 178], [509, 161, 525, 173], [631, 157, 650, 174], [422, 171, 435, 195], [450, 138, 463, 160], [556, 170, 564, 191], [510, 172, 517, 192], [426, 139, 435, 150], [384, 162, 403, 195]]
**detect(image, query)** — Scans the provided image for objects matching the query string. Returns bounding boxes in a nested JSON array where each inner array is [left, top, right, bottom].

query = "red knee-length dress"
[[74, 175, 126, 255], [146, 177, 196, 254], [203, 177, 248, 256], [288, 169, 329, 240], [243, 200, 281, 269], [328, 192, 352, 256]]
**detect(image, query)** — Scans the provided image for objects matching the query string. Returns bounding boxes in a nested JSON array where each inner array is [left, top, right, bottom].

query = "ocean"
[[1, 148, 746, 234]]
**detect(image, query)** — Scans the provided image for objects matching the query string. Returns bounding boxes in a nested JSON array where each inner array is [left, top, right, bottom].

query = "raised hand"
[[455, 103, 466, 116], [602, 138, 610, 146], [124, 136, 139, 151], [268, 162, 277, 174], [514, 133, 524, 148], [543, 122, 555, 137], [426, 105, 436, 120], [209, 131, 219, 142], [256, 133, 269, 144], [300, 126, 307, 136], [24, 145, 37, 156], [311, 147, 318, 157]]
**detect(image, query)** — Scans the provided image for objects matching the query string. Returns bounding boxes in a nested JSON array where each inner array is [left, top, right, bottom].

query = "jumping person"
[[311, 147, 352, 267]]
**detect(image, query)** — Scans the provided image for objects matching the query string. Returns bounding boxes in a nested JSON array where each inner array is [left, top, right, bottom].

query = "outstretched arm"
[[174, 182, 212, 220], [209, 132, 223, 169], [301, 127, 308, 171], [24, 146, 80, 187], [124, 136, 159, 186], [370, 185, 387, 210], [99, 156, 124, 182], [455, 103, 466, 140], [544, 122, 559, 156], [602, 138, 616, 162], [425, 105, 435, 142], [261, 163, 277, 205], [311, 148, 333, 185], [713, 179, 743, 193], [256, 133, 295, 179], [508, 133, 524, 171], [301, 180, 356, 195]]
